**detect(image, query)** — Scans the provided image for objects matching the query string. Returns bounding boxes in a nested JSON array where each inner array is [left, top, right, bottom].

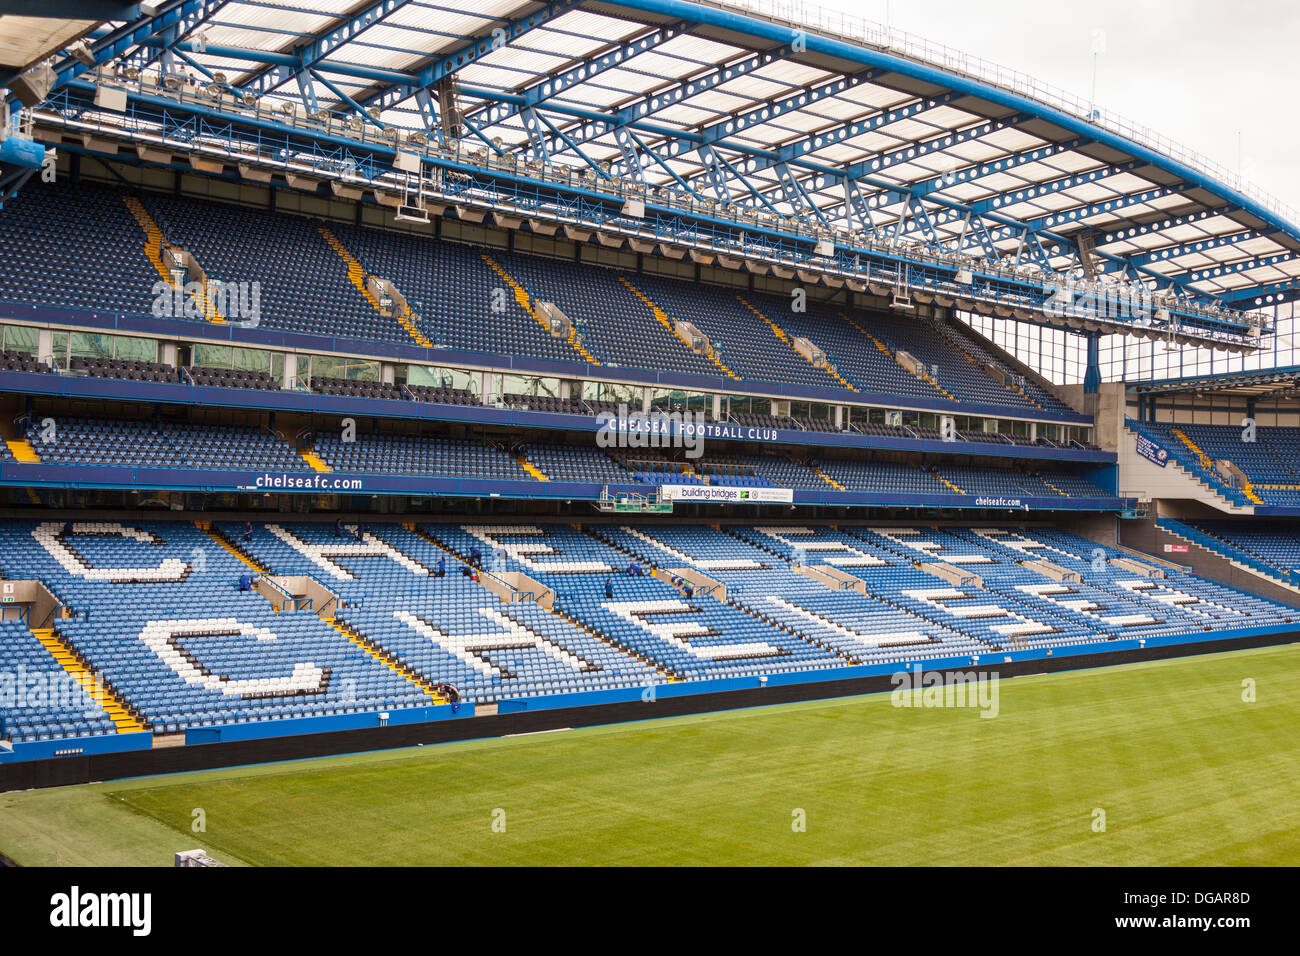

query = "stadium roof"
[[7, 0, 1300, 338], [1130, 365, 1300, 399]]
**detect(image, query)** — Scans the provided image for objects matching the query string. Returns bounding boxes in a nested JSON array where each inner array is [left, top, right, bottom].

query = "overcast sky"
[[812, 0, 1300, 212]]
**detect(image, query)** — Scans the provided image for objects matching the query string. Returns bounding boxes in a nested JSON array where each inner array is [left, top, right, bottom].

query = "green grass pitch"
[[2, 644, 1298, 866]]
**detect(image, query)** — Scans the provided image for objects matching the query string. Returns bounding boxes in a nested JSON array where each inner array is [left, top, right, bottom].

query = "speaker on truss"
[[9, 62, 55, 108]]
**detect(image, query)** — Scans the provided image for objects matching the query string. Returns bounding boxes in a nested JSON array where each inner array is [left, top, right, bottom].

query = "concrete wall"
[[1119, 516, 1300, 609]]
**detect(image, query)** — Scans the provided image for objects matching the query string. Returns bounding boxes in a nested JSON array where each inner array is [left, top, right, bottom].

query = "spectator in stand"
[[469, 546, 482, 569], [435, 556, 446, 578], [334, 518, 344, 538], [605, 577, 614, 599], [243, 521, 253, 543]]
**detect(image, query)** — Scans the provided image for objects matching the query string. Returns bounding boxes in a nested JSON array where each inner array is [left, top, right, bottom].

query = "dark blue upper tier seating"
[[142, 195, 408, 343], [0, 181, 159, 314]]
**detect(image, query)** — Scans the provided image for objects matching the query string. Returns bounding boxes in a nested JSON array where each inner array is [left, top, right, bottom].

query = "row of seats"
[[0, 181, 1084, 418], [2, 517, 1291, 742]]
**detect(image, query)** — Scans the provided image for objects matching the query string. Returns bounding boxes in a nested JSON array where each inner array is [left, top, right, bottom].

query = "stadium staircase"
[[318, 225, 432, 347], [837, 311, 957, 401], [479, 253, 600, 364], [811, 463, 844, 490], [1123, 424, 1256, 514], [617, 276, 740, 380], [409, 522, 678, 681], [935, 471, 966, 495], [203, 523, 265, 572], [124, 196, 226, 322], [31, 627, 147, 733], [207, 520, 445, 703], [5, 439, 39, 463], [329, 617, 446, 703], [735, 295, 854, 391], [515, 453, 549, 481], [300, 450, 332, 473]]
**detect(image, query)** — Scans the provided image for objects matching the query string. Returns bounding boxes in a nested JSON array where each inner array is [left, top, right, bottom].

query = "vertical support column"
[[641, 386, 651, 413], [713, 393, 722, 422], [37, 328, 53, 368], [283, 353, 296, 390], [1083, 331, 1101, 395]]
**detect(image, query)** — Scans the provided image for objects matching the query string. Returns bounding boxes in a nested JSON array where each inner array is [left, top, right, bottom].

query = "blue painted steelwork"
[[237, 0, 416, 102], [360, 0, 586, 117], [37, 78, 1262, 347], [7, 0, 1295, 344]]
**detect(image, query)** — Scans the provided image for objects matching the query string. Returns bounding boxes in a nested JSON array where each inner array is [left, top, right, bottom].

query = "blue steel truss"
[[6, 0, 1299, 342]]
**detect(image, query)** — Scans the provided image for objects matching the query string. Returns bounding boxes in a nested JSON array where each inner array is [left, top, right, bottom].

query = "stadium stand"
[[0, 509, 1293, 745], [26, 417, 303, 471]]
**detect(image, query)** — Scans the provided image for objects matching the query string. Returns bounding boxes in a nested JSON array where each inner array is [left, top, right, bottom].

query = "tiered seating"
[[0, 620, 117, 744], [69, 356, 177, 383], [219, 522, 662, 705], [144, 195, 398, 342], [819, 460, 949, 494], [0, 521, 429, 735], [0, 182, 1096, 424], [501, 392, 586, 415], [331, 223, 577, 361], [1126, 420, 1252, 505], [0, 181, 159, 315], [1151, 422, 1300, 503], [0, 518, 1292, 734], [522, 443, 633, 483], [26, 417, 302, 471], [425, 523, 844, 681], [1, 348, 51, 374], [624, 275, 839, 388], [1036, 471, 1106, 497], [488, 249, 721, 376], [1176, 519, 1300, 582], [311, 433, 535, 479], [407, 384, 478, 406], [312, 375, 403, 401], [188, 365, 281, 391], [741, 291, 937, 400], [932, 321, 1071, 413]]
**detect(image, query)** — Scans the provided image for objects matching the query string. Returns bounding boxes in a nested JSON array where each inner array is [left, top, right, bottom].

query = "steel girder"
[[237, 0, 416, 104], [463, 19, 690, 132], [16, 0, 1294, 313], [357, 0, 585, 118], [1111, 230, 1278, 272], [20, 0, 222, 92], [528, 43, 792, 159]]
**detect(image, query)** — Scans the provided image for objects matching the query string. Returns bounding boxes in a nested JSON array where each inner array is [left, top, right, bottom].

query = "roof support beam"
[[1020, 185, 1192, 233], [359, 0, 584, 116], [23, 0, 221, 93], [528, 43, 792, 159], [464, 20, 690, 131], [1107, 229, 1279, 272], [237, 0, 415, 99]]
